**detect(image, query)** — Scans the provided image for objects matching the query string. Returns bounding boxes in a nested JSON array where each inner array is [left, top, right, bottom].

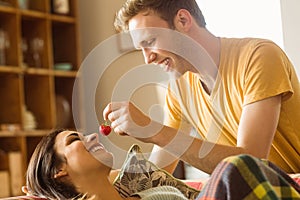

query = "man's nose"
[[142, 48, 156, 64]]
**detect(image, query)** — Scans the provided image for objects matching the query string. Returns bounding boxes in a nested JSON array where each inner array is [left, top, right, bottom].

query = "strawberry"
[[99, 121, 112, 136]]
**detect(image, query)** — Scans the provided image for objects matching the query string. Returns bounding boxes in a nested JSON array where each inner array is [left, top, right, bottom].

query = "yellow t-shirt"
[[165, 38, 300, 173]]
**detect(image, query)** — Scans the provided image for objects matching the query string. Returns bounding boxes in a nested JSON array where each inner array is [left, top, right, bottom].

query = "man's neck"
[[190, 27, 221, 92]]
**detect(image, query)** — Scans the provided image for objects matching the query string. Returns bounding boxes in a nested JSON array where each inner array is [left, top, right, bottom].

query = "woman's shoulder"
[[109, 169, 120, 183]]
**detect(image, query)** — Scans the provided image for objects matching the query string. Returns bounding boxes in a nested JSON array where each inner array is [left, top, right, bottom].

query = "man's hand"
[[103, 101, 164, 142]]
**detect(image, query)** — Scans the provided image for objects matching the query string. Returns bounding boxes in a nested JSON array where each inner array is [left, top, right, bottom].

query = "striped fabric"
[[197, 154, 300, 200]]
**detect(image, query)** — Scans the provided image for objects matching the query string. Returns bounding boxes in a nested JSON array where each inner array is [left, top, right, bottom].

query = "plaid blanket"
[[197, 154, 300, 200]]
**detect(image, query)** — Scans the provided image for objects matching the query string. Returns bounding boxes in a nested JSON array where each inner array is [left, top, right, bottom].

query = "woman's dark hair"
[[114, 0, 206, 32], [26, 129, 84, 199]]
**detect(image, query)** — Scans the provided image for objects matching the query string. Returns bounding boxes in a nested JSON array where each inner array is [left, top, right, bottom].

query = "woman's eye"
[[67, 136, 81, 145]]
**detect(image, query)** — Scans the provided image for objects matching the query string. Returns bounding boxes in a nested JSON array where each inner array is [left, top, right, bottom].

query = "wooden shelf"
[[0, 129, 50, 137], [20, 9, 47, 19], [0, 66, 22, 73], [50, 14, 75, 23], [54, 69, 78, 77], [25, 67, 52, 75], [0, 5, 16, 13], [0, 0, 81, 197]]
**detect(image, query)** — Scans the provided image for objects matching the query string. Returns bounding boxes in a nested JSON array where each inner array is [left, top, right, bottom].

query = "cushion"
[[290, 174, 300, 183], [113, 144, 200, 200], [184, 180, 205, 190]]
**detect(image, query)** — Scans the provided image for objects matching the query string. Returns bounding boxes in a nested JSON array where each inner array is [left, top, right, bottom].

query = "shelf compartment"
[[0, 11, 18, 66], [51, 21, 79, 71], [0, 148, 8, 169], [0, 73, 22, 126], [55, 76, 77, 129], [0, 136, 24, 152], [21, 16, 49, 69], [25, 135, 42, 163], [23, 74, 54, 129]]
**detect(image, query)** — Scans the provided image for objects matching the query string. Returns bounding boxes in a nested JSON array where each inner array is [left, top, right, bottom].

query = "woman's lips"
[[84, 133, 106, 153], [88, 143, 105, 153]]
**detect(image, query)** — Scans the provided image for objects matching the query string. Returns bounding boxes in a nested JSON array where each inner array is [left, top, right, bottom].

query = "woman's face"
[[55, 131, 113, 178]]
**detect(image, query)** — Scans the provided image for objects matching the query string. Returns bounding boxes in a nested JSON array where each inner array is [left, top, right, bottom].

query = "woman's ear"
[[22, 186, 29, 195], [54, 165, 68, 179], [173, 9, 193, 32]]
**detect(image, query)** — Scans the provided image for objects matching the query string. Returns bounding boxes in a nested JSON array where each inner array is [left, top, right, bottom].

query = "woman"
[[25, 129, 190, 200], [25, 129, 300, 199]]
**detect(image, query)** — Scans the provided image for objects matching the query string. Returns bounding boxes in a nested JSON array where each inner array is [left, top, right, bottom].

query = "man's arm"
[[103, 95, 281, 173], [148, 145, 179, 173], [237, 95, 281, 158], [148, 124, 194, 174]]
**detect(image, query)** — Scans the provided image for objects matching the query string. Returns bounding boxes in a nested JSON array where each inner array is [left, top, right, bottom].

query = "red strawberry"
[[99, 121, 112, 136]]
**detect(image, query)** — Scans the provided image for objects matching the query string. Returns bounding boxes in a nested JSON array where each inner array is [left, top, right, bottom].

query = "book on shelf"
[[8, 151, 23, 196], [0, 170, 10, 197]]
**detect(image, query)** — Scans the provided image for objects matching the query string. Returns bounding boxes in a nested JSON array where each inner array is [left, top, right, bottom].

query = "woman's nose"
[[142, 48, 156, 64], [84, 133, 97, 143]]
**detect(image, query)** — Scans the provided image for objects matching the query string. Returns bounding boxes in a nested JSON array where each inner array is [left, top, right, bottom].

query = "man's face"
[[128, 11, 196, 78]]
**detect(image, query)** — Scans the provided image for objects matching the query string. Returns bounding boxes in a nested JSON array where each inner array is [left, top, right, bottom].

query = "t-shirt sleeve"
[[243, 41, 294, 106]]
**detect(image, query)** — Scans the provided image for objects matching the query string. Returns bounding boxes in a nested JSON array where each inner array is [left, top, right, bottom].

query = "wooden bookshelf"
[[0, 0, 81, 196]]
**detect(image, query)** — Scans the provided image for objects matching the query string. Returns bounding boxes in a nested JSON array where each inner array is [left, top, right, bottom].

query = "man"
[[103, 0, 300, 174]]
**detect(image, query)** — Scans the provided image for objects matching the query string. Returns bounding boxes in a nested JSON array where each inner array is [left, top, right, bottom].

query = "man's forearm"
[[151, 125, 246, 174]]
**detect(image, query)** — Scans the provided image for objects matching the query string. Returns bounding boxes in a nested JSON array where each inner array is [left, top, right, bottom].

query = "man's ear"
[[174, 9, 193, 32], [54, 165, 68, 179]]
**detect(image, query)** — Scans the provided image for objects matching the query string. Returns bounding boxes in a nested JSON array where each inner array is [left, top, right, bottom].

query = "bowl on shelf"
[[54, 62, 73, 71]]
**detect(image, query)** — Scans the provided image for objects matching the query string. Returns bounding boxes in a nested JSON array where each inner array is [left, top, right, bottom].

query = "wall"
[[197, 0, 284, 47], [78, 0, 168, 168], [280, 0, 300, 77]]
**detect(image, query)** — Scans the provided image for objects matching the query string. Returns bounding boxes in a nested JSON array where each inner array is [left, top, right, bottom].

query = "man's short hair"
[[114, 0, 206, 32]]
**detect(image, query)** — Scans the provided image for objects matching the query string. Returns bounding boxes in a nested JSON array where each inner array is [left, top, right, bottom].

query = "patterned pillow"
[[113, 144, 200, 200]]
